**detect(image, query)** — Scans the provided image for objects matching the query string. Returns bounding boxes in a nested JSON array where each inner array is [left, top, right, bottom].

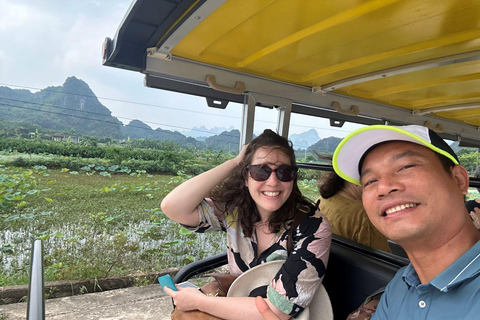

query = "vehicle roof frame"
[[144, 54, 480, 146]]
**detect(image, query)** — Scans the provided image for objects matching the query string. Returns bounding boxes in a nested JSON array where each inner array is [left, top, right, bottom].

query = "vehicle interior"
[[27, 1, 480, 319]]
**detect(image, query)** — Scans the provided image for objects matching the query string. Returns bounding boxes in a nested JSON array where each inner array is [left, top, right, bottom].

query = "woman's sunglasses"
[[248, 164, 298, 182]]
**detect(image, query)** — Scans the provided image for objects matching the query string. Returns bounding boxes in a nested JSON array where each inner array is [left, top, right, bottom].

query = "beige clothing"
[[318, 194, 390, 252]]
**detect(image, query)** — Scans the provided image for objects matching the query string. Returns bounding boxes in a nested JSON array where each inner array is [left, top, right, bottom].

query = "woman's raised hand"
[[234, 144, 249, 166], [161, 143, 249, 227]]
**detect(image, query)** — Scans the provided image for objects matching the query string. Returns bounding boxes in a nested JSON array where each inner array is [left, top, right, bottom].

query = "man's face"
[[360, 141, 467, 246]]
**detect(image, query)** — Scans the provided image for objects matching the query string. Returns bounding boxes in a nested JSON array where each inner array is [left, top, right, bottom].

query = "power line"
[[0, 96, 331, 147], [0, 101, 341, 154], [0, 102, 234, 137], [0, 82, 354, 135], [0, 83, 278, 136], [0, 83, 352, 148], [0, 82, 241, 120], [0, 101, 340, 150], [0, 97, 225, 137], [0, 102, 246, 146]]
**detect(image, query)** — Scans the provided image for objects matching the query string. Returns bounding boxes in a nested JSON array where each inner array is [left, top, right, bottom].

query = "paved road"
[[0, 285, 173, 320]]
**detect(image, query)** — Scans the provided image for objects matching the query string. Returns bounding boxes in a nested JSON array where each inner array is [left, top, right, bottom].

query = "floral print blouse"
[[184, 198, 332, 317]]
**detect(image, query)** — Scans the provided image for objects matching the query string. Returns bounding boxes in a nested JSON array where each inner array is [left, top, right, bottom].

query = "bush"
[[0, 137, 237, 176], [12, 157, 29, 167]]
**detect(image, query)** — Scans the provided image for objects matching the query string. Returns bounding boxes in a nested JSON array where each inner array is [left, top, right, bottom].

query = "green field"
[[0, 165, 227, 286]]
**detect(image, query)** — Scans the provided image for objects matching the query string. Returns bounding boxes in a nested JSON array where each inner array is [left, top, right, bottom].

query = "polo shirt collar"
[[401, 240, 480, 292], [432, 240, 480, 292], [401, 263, 419, 288]]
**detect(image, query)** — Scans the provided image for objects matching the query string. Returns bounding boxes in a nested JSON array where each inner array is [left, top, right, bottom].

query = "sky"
[[0, 0, 361, 141]]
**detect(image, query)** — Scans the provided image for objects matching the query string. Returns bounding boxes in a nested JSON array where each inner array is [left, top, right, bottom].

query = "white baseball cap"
[[333, 125, 460, 185]]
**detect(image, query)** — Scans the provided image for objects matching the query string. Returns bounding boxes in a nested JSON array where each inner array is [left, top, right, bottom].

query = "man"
[[333, 124, 480, 319], [258, 125, 480, 319]]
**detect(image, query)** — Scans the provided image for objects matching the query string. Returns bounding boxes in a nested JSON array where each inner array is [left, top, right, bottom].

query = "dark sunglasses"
[[248, 164, 298, 182]]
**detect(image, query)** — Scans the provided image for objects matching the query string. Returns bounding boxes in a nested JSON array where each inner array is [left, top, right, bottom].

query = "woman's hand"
[[234, 144, 248, 166], [164, 286, 206, 311], [161, 144, 247, 227]]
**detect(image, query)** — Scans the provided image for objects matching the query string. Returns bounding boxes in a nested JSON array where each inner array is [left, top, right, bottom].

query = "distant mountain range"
[[181, 125, 236, 140], [289, 129, 320, 149], [0, 77, 340, 152], [0, 76, 123, 138]]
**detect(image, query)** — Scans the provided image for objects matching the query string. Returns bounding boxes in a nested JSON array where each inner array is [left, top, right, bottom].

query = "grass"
[[0, 166, 226, 286]]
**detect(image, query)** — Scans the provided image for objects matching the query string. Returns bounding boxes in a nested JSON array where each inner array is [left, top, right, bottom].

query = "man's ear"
[[452, 165, 470, 194]]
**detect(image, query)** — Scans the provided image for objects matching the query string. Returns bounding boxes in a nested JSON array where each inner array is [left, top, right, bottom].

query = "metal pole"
[[27, 240, 45, 320]]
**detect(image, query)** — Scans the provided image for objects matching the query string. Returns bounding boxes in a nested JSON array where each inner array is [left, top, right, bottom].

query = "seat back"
[[322, 235, 408, 320]]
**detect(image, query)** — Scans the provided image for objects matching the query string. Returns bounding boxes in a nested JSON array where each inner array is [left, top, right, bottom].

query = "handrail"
[[297, 162, 334, 172], [205, 75, 246, 95], [332, 101, 360, 116], [26, 240, 45, 320], [173, 253, 228, 283]]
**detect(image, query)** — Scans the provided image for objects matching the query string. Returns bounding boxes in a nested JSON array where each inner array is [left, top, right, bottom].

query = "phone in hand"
[[177, 281, 200, 289], [158, 274, 178, 293]]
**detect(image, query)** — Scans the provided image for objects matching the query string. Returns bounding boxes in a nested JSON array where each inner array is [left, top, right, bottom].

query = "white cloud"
[[0, 49, 14, 74], [0, 1, 41, 32]]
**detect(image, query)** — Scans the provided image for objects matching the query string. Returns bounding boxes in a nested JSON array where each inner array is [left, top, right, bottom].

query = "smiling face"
[[245, 147, 294, 219], [360, 141, 469, 246]]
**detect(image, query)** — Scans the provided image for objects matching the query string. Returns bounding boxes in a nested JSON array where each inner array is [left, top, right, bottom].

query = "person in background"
[[474, 165, 480, 193], [467, 166, 480, 228], [161, 129, 331, 320], [317, 169, 390, 252], [468, 200, 480, 228]]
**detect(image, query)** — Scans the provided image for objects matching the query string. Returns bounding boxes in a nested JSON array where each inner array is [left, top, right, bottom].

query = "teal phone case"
[[158, 274, 178, 293]]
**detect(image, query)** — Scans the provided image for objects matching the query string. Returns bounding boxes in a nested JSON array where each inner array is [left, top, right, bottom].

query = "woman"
[[317, 170, 390, 252], [161, 129, 331, 320]]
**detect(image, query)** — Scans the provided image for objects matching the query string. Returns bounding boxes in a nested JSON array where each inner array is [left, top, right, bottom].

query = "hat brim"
[[227, 260, 332, 320]]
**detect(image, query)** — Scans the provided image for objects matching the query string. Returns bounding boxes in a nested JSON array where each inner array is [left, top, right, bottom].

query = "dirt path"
[[0, 285, 173, 320]]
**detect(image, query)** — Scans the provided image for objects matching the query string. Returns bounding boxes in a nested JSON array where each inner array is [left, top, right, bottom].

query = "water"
[[0, 218, 226, 278]]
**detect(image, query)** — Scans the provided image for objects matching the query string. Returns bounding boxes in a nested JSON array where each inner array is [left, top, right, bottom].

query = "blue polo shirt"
[[373, 240, 480, 320]]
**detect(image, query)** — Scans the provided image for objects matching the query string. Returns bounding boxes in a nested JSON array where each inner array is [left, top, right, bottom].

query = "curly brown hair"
[[209, 129, 312, 237]]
